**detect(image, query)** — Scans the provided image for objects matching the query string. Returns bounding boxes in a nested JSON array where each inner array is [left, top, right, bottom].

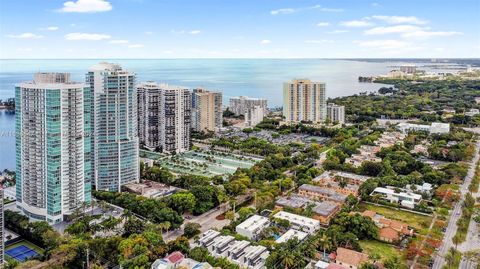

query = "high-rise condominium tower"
[[326, 103, 345, 124], [137, 82, 191, 153], [191, 88, 222, 133], [15, 73, 91, 224], [86, 63, 139, 192], [229, 96, 267, 116], [283, 79, 327, 123]]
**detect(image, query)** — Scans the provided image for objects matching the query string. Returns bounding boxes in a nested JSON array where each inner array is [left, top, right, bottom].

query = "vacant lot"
[[359, 240, 408, 269], [360, 203, 433, 230]]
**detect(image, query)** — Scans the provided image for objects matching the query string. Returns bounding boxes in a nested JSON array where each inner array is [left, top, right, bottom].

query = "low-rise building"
[[397, 122, 450, 134], [361, 210, 414, 243], [275, 228, 308, 244], [371, 187, 422, 209], [313, 171, 370, 196], [151, 251, 212, 269], [298, 184, 348, 204], [273, 211, 321, 234], [236, 215, 270, 240], [334, 248, 369, 269], [123, 180, 180, 198], [275, 195, 340, 225], [197, 230, 270, 269], [465, 108, 480, 117]]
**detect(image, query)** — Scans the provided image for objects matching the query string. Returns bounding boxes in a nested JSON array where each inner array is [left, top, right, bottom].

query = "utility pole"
[[86, 247, 89, 269], [233, 201, 236, 221]]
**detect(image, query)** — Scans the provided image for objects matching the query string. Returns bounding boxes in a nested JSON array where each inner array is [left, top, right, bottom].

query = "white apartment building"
[[275, 228, 308, 244], [326, 103, 345, 124], [273, 211, 321, 234], [229, 96, 267, 116], [137, 82, 191, 153], [198, 230, 270, 269], [245, 106, 265, 127], [191, 88, 222, 133], [283, 79, 327, 123], [371, 187, 422, 209], [86, 63, 139, 192], [236, 214, 270, 240], [399, 65, 417, 74], [397, 122, 450, 134], [15, 73, 91, 223]]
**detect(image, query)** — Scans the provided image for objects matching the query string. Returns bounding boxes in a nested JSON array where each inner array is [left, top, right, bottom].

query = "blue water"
[[0, 59, 396, 104], [0, 58, 439, 170]]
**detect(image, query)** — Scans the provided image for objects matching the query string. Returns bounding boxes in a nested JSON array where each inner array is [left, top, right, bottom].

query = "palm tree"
[[452, 234, 461, 250], [160, 221, 171, 238], [318, 234, 331, 260], [445, 247, 457, 267], [279, 250, 295, 269]]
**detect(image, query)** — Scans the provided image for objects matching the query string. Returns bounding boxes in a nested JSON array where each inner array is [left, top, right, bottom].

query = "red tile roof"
[[165, 251, 184, 264]]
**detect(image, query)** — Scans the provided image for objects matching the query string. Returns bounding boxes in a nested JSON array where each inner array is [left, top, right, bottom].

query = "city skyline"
[[1, 0, 479, 59]]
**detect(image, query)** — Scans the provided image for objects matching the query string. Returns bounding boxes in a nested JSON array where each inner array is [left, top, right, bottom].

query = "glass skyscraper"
[[86, 62, 139, 191], [15, 73, 91, 224]]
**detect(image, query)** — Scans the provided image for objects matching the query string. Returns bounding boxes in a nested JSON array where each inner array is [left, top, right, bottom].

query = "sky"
[[0, 0, 479, 59]]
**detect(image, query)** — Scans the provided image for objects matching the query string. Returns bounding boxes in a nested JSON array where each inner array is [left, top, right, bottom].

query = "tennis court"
[[5, 244, 39, 262]]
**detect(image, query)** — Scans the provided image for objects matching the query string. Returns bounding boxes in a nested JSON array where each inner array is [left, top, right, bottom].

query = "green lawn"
[[360, 203, 433, 230], [359, 240, 408, 269]]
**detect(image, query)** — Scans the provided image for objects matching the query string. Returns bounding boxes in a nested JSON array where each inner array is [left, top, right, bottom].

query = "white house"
[[273, 211, 321, 234], [236, 215, 270, 240], [275, 229, 308, 244], [371, 187, 422, 209]]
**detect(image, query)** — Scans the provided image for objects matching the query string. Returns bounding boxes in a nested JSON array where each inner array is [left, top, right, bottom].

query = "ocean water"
[[0, 59, 398, 104], [0, 58, 456, 170]]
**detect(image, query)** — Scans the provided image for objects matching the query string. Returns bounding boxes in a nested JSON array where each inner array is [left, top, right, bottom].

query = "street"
[[432, 141, 480, 269]]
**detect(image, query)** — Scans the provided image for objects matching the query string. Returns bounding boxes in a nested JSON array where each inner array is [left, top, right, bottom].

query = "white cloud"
[[371, 15, 427, 25], [145, 31, 153, 35], [319, 8, 343, 12], [341, 20, 373, 27], [270, 8, 296, 15], [371, 3, 380, 7], [128, 44, 144, 48], [402, 30, 462, 38], [305, 40, 334, 44], [364, 25, 462, 39], [59, 0, 112, 13], [260, 39, 272, 45], [270, 5, 342, 15], [364, 25, 422, 35], [40, 26, 59, 31], [355, 39, 412, 50], [171, 29, 202, 35], [65, 33, 111, 40], [327, 30, 348, 34], [317, 22, 330, 27], [109, 39, 129, 44], [7, 33, 43, 39], [189, 30, 201, 35]]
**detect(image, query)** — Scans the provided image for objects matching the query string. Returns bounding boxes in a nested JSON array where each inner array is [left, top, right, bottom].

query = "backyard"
[[359, 203, 433, 231], [359, 240, 408, 269]]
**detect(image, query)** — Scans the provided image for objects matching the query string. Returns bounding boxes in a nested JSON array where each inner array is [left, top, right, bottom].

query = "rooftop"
[[335, 248, 369, 267], [236, 215, 270, 232], [273, 211, 320, 227], [275, 229, 308, 244], [298, 184, 348, 203]]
